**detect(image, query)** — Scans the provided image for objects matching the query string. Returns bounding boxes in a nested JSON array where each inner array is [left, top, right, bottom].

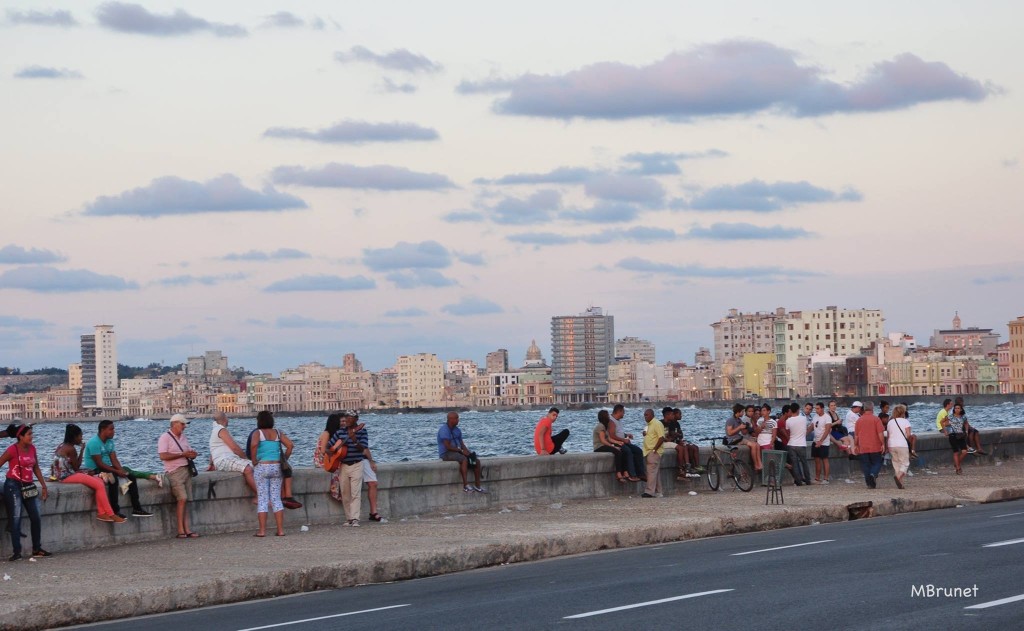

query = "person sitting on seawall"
[[438, 411, 485, 494], [534, 407, 570, 455], [609, 404, 645, 482], [594, 409, 636, 482], [51, 424, 125, 523], [953, 397, 987, 456], [83, 420, 154, 519], [0, 425, 50, 560], [725, 403, 762, 472], [249, 410, 291, 537], [208, 412, 258, 501], [941, 402, 972, 475], [672, 408, 702, 478], [827, 400, 855, 455]]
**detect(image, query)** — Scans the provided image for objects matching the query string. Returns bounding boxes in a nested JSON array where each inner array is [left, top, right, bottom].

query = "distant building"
[[445, 359, 479, 377], [694, 347, 713, 366], [998, 342, 1010, 394], [551, 306, 615, 404], [1010, 316, 1024, 394], [522, 339, 548, 369], [712, 308, 786, 363], [67, 363, 82, 391], [397, 353, 444, 407], [928, 313, 1000, 356], [615, 336, 655, 364], [485, 349, 509, 375], [81, 325, 117, 409]]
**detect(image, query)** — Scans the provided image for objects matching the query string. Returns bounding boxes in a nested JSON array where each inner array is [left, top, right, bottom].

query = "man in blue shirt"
[[83, 420, 152, 519], [438, 412, 485, 493]]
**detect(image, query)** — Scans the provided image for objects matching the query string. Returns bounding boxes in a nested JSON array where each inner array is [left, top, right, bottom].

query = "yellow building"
[[1010, 316, 1024, 394], [742, 353, 773, 398]]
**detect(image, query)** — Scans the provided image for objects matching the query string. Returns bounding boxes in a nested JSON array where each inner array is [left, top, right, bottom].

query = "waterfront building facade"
[[485, 349, 509, 375], [551, 307, 615, 404], [80, 325, 118, 410], [396, 353, 444, 408], [712, 308, 785, 363], [929, 313, 1000, 356], [1010, 316, 1024, 394]]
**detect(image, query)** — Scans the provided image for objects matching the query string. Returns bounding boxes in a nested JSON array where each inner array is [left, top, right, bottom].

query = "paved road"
[[69, 500, 1024, 631]]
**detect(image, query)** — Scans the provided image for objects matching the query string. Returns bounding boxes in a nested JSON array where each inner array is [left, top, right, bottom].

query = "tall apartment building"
[[773, 307, 884, 398], [551, 306, 615, 404], [68, 363, 82, 390], [711, 308, 785, 362], [485, 349, 509, 375], [1009, 316, 1024, 394], [614, 336, 655, 363], [396, 353, 444, 407], [80, 325, 118, 409]]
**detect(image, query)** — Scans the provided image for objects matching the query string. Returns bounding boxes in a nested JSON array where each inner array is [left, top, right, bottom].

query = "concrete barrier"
[[2, 428, 1022, 556]]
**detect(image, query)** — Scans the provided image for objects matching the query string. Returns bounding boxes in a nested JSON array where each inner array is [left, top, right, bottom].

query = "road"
[[68, 500, 1024, 630]]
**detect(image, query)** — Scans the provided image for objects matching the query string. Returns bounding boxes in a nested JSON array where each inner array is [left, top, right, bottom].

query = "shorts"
[[758, 442, 774, 452], [167, 466, 193, 501], [441, 451, 466, 463], [663, 441, 678, 449], [362, 459, 377, 483], [214, 455, 251, 473], [811, 445, 830, 459], [948, 434, 967, 452]]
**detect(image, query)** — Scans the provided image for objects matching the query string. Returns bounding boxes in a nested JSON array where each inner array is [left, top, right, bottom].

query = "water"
[[17, 402, 1024, 474]]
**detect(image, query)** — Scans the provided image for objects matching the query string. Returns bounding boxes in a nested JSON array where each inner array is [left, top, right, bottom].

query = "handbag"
[[166, 431, 198, 477], [279, 433, 292, 475], [889, 419, 915, 458]]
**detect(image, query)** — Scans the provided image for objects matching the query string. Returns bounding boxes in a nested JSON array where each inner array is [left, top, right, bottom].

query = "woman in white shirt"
[[886, 404, 914, 489]]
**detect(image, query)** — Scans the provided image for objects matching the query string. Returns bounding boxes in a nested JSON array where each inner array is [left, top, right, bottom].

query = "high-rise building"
[[614, 336, 655, 363], [1009, 316, 1024, 394], [485, 349, 509, 375], [711, 308, 786, 362], [81, 325, 117, 409], [551, 306, 615, 404], [396, 353, 444, 407]]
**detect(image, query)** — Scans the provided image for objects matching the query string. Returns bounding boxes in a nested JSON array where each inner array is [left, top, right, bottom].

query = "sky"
[[1, 1, 1022, 373]]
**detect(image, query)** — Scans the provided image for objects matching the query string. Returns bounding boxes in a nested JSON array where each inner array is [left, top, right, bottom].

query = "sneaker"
[[97, 514, 115, 522], [558, 448, 567, 454], [110, 514, 127, 523], [369, 513, 384, 522], [463, 485, 473, 493], [32, 549, 52, 558], [132, 509, 153, 518], [473, 486, 488, 494], [967, 447, 977, 454], [8, 553, 21, 562], [654, 493, 664, 498], [155, 475, 164, 489], [350, 519, 360, 527], [116, 513, 129, 520], [821, 479, 830, 485], [119, 480, 132, 495], [641, 493, 655, 498]]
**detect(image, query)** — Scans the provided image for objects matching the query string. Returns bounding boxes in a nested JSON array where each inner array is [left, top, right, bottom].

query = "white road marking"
[[564, 589, 733, 619], [730, 540, 835, 556], [992, 511, 1024, 519], [982, 538, 1024, 548], [235, 604, 411, 630], [965, 593, 1024, 610]]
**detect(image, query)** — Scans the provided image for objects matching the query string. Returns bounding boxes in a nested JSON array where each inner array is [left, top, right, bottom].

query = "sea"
[[18, 402, 1024, 474]]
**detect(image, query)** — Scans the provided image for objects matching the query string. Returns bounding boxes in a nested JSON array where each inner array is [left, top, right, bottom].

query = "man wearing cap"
[[328, 411, 375, 527], [845, 402, 863, 437], [83, 420, 153, 519], [158, 414, 199, 538], [209, 412, 257, 498]]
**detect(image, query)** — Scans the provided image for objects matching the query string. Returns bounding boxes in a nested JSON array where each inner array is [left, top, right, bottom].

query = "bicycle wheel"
[[706, 455, 722, 491], [732, 459, 754, 492]]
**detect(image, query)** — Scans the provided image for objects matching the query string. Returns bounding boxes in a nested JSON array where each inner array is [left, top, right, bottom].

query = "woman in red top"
[[0, 425, 50, 561]]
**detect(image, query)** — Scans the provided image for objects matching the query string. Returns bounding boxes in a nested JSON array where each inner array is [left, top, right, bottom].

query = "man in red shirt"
[[854, 401, 886, 488], [534, 407, 570, 455]]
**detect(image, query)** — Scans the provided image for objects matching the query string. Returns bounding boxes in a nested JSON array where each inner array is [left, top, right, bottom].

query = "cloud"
[[1002, 158, 1019, 169], [263, 120, 439, 144], [363, 240, 451, 271], [335, 45, 441, 73], [6, 9, 77, 27], [14, 66, 83, 79], [153, 273, 248, 287], [561, 202, 640, 223], [0, 315, 52, 328], [687, 179, 861, 212], [620, 150, 728, 175], [0, 245, 67, 265], [96, 2, 246, 37], [82, 175, 306, 217], [462, 41, 992, 119], [441, 296, 503, 316], [618, 257, 819, 280], [386, 269, 457, 289], [442, 210, 485, 223], [507, 232, 579, 246], [270, 163, 455, 190], [0, 266, 138, 292], [381, 78, 417, 94], [972, 274, 1016, 286], [584, 174, 665, 204], [264, 275, 376, 292], [222, 248, 310, 262], [260, 11, 307, 28], [508, 226, 677, 247], [474, 167, 596, 185], [384, 308, 428, 318], [685, 223, 813, 240], [488, 190, 562, 225], [276, 315, 354, 329], [454, 252, 485, 266]]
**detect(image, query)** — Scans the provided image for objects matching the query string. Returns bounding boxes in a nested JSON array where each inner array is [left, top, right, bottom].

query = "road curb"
[[0, 494, 983, 630]]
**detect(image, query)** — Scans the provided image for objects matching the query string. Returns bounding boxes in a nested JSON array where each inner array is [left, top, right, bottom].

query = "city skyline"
[[1, 1, 1022, 374]]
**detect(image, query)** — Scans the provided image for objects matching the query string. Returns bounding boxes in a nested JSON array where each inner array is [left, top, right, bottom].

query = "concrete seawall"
[[3, 428, 1023, 556]]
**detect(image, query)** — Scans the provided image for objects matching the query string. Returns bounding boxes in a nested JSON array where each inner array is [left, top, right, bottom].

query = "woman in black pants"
[[593, 410, 639, 482]]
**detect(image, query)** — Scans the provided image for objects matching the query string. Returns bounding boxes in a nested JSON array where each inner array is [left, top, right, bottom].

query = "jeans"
[[860, 452, 883, 485], [787, 446, 811, 485], [594, 446, 627, 474], [625, 444, 644, 478], [548, 429, 570, 454], [3, 478, 41, 556], [104, 472, 143, 515]]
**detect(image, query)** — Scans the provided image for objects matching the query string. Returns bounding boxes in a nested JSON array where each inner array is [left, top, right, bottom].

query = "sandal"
[[176, 533, 189, 539], [253, 533, 265, 538], [184, 532, 200, 538]]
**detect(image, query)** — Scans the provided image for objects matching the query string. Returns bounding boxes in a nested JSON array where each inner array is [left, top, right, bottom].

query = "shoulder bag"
[[166, 431, 198, 477]]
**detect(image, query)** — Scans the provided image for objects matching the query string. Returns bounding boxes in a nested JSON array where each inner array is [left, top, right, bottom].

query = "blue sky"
[[1, 1, 1021, 372]]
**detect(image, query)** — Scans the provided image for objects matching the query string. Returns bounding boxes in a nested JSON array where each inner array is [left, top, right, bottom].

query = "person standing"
[[810, 402, 832, 484], [249, 411, 291, 537], [785, 404, 812, 486], [641, 409, 665, 498], [534, 408, 570, 455], [158, 414, 199, 538], [0, 425, 49, 560], [330, 410, 374, 526], [854, 402, 886, 488], [887, 404, 914, 489]]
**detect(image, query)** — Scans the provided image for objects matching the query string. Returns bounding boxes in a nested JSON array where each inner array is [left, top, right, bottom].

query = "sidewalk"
[[3, 458, 1024, 630]]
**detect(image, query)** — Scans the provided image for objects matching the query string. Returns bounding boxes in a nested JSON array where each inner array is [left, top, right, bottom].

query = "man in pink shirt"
[[854, 401, 886, 489], [158, 414, 200, 538]]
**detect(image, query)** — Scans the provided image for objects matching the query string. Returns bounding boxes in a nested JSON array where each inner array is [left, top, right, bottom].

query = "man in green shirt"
[[641, 408, 665, 498]]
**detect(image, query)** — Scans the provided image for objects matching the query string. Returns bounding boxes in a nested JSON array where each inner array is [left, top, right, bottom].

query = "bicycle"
[[699, 436, 754, 492]]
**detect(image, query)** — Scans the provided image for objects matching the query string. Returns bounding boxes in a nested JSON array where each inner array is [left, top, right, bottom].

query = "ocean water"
[[17, 402, 1024, 474]]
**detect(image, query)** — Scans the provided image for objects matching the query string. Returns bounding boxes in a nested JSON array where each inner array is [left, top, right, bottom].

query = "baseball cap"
[[851, 401, 863, 408], [170, 413, 190, 425], [342, 409, 359, 418]]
